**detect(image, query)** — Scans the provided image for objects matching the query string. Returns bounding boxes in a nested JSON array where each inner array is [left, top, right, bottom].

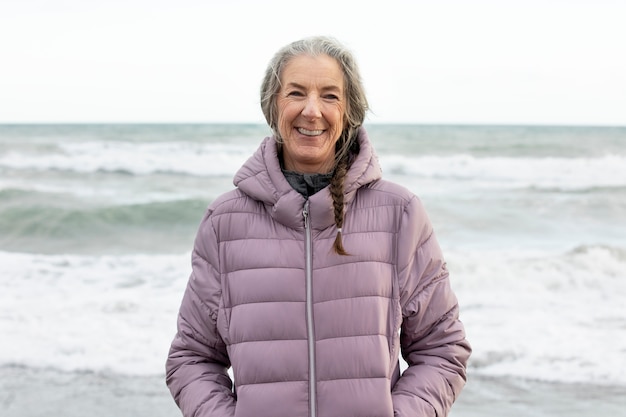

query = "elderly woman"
[[166, 36, 471, 417]]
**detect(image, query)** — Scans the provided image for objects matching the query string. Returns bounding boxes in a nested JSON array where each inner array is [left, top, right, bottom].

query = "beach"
[[1, 123, 625, 416], [3, 366, 626, 417]]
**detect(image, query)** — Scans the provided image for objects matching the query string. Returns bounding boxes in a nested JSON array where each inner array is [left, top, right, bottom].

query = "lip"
[[297, 127, 325, 136]]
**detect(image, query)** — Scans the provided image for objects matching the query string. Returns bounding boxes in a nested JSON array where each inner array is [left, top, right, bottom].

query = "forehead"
[[280, 54, 345, 89]]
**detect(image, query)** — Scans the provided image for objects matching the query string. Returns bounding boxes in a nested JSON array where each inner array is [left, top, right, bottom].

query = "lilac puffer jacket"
[[166, 128, 471, 417]]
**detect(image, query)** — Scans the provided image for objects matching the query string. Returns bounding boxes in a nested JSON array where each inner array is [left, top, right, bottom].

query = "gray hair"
[[260, 36, 369, 164]]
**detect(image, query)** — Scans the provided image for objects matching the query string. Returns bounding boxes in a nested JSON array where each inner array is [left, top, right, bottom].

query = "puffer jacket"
[[166, 127, 471, 417]]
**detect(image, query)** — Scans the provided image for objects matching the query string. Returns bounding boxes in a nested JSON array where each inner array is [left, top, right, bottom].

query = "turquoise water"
[[2, 123, 624, 253]]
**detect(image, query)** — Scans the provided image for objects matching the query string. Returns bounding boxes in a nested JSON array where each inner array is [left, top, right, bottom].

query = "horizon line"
[[1, 121, 625, 128]]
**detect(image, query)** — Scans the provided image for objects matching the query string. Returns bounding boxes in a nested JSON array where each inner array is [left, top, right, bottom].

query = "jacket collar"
[[234, 127, 382, 231]]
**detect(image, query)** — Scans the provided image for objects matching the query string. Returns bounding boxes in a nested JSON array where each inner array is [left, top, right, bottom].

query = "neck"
[[281, 152, 335, 174]]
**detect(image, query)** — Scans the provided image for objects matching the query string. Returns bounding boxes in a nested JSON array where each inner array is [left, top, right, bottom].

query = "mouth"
[[297, 127, 324, 136]]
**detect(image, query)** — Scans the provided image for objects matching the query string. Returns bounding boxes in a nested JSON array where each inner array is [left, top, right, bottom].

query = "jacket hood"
[[234, 127, 382, 231]]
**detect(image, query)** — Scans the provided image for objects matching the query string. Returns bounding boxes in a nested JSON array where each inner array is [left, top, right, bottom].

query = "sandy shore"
[[2, 365, 625, 417]]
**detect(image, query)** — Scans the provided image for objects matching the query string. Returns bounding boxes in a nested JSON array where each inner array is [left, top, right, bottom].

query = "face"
[[276, 54, 346, 174]]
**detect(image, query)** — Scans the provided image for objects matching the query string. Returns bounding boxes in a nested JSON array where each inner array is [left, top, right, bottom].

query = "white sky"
[[1, 0, 625, 125]]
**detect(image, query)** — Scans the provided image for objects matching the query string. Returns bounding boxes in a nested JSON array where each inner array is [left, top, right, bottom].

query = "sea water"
[[0, 123, 624, 385]]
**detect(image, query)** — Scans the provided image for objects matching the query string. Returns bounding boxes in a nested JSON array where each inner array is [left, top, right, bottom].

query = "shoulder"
[[358, 179, 422, 210], [196, 189, 261, 235], [207, 188, 251, 216], [204, 186, 272, 224], [356, 179, 432, 238]]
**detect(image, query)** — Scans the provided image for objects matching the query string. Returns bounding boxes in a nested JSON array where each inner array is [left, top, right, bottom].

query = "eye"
[[323, 94, 340, 101], [287, 90, 304, 97]]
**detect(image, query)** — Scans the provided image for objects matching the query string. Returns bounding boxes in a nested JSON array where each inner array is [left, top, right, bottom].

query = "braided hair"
[[328, 134, 360, 255], [329, 153, 349, 255]]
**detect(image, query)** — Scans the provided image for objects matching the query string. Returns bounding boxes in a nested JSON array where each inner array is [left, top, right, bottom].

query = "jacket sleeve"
[[166, 210, 236, 417], [391, 196, 471, 417]]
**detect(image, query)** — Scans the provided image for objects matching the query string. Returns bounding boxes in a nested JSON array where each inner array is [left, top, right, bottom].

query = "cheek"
[[329, 105, 346, 136], [276, 102, 293, 135]]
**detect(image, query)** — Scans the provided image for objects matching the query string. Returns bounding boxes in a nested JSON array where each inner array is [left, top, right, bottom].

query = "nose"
[[301, 95, 322, 120]]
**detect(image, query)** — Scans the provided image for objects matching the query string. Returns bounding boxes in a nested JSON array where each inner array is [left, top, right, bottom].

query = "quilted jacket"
[[166, 127, 471, 417]]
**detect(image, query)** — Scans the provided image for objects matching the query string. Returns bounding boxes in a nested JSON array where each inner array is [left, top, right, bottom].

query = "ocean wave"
[[380, 153, 626, 190], [0, 141, 257, 177], [2, 139, 626, 190], [0, 251, 189, 376], [449, 244, 626, 385], [1, 245, 625, 383], [0, 197, 208, 254]]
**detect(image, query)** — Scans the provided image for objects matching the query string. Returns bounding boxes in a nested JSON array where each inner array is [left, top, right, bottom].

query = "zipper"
[[303, 200, 317, 417]]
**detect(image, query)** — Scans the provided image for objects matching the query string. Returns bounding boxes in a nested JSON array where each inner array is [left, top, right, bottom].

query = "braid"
[[329, 155, 349, 255]]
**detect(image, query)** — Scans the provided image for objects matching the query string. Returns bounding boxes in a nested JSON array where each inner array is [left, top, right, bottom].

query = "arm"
[[392, 197, 471, 417], [166, 212, 236, 417]]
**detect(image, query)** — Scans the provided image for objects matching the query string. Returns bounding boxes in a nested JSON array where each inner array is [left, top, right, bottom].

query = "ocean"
[[1, 123, 625, 416]]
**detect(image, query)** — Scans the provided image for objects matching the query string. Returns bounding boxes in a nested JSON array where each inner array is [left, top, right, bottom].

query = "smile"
[[297, 127, 324, 136]]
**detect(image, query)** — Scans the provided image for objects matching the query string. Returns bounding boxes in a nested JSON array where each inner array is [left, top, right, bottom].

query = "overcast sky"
[[1, 0, 624, 125]]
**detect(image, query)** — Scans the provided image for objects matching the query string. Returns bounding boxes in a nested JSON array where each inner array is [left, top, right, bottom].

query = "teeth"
[[297, 128, 324, 136]]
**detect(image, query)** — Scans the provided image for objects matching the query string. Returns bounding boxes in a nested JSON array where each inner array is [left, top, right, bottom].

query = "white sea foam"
[[2, 140, 625, 190], [449, 245, 626, 385], [1, 245, 625, 384], [380, 153, 626, 190], [0, 251, 189, 376], [0, 141, 256, 177]]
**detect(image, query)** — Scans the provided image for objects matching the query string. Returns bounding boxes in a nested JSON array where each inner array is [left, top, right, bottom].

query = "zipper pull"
[[303, 200, 310, 228]]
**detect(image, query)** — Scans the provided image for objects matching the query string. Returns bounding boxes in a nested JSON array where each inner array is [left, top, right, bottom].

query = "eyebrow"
[[285, 82, 343, 93]]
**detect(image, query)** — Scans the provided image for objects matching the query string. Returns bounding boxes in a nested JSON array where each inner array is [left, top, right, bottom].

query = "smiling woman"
[[165, 36, 471, 417]]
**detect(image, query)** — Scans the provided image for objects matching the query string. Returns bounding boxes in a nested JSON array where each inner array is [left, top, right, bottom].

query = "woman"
[[166, 36, 471, 417]]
